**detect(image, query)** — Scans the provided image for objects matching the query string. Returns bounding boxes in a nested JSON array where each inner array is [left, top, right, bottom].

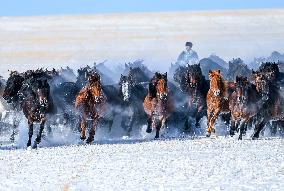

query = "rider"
[[176, 41, 199, 66]]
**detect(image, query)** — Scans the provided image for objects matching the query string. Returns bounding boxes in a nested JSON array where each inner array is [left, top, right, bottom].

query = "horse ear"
[[218, 69, 221, 74], [252, 69, 255, 74], [209, 70, 212, 74], [164, 72, 167, 77]]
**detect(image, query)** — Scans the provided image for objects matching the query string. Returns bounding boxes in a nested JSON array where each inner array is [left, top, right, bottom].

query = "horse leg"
[[80, 117, 87, 140], [207, 110, 219, 137], [155, 120, 162, 139], [252, 120, 265, 140], [10, 113, 20, 142], [87, 118, 98, 144], [184, 116, 190, 131], [238, 120, 246, 140], [230, 119, 236, 137], [125, 114, 134, 137], [146, 116, 152, 133], [33, 118, 46, 149], [195, 112, 203, 128], [27, 119, 33, 147], [270, 121, 277, 136]]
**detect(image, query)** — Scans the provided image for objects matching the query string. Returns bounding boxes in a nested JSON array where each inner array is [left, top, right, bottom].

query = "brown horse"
[[206, 70, 232, 137], [143, 72, 173, 138], [75, 73, 106, 144], [229, 76, 260, 140]]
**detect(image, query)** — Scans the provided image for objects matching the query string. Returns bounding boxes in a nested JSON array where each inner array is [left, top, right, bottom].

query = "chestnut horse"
[[75, 73, 106, 143], [143, 72, 173, 138], [206, 70, 232, 137]]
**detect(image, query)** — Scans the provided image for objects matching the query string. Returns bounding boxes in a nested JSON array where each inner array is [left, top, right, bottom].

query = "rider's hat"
[[185, 42, 193, 47]]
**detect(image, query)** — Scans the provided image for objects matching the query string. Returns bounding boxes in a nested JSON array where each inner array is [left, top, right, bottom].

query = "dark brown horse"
[[206, 70, 233, 137], [20, 78, 53, 148], [251, 69, 283, 138], [229, 76, 260, 140], [185, 64, 209, 129], [75, 73, 106, 143], [143, 72, 173, 138]]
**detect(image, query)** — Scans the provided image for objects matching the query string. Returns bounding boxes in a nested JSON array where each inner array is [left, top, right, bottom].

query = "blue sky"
[[1, 0, 284, 16]]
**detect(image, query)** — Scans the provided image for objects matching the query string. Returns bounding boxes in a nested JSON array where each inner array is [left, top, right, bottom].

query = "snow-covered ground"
[[0, 137, 283, 190]]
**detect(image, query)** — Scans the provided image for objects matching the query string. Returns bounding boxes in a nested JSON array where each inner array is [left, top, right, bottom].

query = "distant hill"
[[200, 58, 228, 79]]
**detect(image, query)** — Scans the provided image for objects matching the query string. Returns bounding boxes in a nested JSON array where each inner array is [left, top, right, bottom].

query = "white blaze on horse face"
[[213, 89, 220, 96], [122, 81, 130, 101]]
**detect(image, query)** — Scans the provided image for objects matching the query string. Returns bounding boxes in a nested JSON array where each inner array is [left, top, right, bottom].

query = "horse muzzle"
[[160, 93, 168, 100], [213, 90, 220, 96]]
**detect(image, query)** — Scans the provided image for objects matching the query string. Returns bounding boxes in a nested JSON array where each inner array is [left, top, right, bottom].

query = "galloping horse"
[[75, 73, 106, 143], [19, 78, 53, 148], [118, 72, 147, 136], [252, 69, 283, 138], [229, 76, 260, 140], [3, 71, 25, 141], [143, 72, 173, 138], [173, 64, 209, 131], [206, 70, 232, 137], [185, 64, 209, 130]]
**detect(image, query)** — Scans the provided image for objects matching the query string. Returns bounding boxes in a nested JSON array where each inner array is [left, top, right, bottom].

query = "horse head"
[[88, 73, 103, 103], [119, 73, 134, 102], [186, 64, 203, 88], [235, 76, 249, 103], [3, 71, 24, 102], [156, 72, 168, 100], [208, 70, 225, 97], [36, 79, 51, 110], [252, 70, 269, 101]]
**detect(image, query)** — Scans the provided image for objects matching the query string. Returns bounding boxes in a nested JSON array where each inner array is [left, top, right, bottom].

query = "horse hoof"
[[80, 136, 86, 140], [252, 136, 258, 140], [238, 137, 242, 140], [146, 128, 152, 133], [86, 138, 94, 144], [154, 135, 159, 139], [27, 142, 31, 147], [32, 143, 38, 149], [206, 132, 211, 137]]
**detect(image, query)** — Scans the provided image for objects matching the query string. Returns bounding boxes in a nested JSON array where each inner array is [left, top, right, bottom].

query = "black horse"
[[118, 72, 148, 136]]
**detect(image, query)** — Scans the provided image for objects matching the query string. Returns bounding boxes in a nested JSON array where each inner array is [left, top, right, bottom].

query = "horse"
[[173, 64, 209, 131], [143, 72, 173, 138], [251, 69, 283, 138], [19, 78, 53, 148], [184, 64, 209, 130], [118, 72, 147, 136], [206, 70, 233, 137], [229, 76, 260, 140], [2, 71, 25, 141], [75, 73, 107, 143]]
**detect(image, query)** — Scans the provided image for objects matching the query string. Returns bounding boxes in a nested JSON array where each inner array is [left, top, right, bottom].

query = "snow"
[[0, 137, 283, 190]]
